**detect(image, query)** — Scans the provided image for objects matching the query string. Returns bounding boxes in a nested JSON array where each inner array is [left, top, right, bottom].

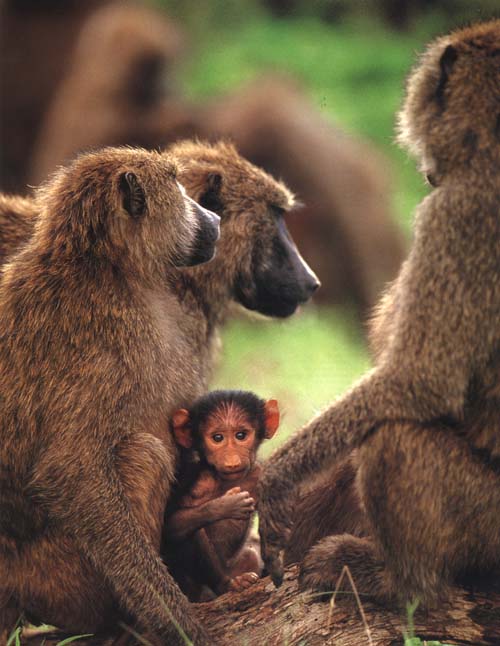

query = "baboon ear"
[[172, 408, 193, 449], [435, 45, 458, 106], [264, 399, 280, 439], [120, 171, 146, 220], [199, 172, 223, 215]]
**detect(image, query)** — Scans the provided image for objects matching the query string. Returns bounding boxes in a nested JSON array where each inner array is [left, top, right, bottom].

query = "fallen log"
[[22, 565, 500, 645]]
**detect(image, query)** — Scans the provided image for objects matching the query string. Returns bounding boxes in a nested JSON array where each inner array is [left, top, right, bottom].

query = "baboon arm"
[[193, 528, 231, 593], [166, 502, 218, 541], [53, 464, 207, 644], [259, 196, 498, 584]]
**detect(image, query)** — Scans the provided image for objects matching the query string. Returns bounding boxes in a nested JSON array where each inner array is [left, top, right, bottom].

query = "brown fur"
[[164, 392, 279, 601], [3, 0, 403, 315], [0, 0, 107, 192], [0, 146, 214, 644], [0, 194, 38, 265], [0, 1, 187, 194], [284, 452, 365, 566], [29, 2, 189, 186], [0, 140, 313, 637], [259, 20, 500, 608], [205, 76, 406, 311]]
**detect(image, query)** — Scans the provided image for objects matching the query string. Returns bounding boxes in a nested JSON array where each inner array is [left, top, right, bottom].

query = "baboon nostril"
[[311, 279, 321, 293], [305, 278, 321, 295]]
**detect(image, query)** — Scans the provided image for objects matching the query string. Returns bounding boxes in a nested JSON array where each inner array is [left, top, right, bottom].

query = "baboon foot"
[[228, 572, 259, 592], [299, 534, 388, 603]]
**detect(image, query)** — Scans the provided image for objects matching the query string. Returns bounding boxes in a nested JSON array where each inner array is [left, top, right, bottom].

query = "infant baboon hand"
[[218, 489, 255, 520]]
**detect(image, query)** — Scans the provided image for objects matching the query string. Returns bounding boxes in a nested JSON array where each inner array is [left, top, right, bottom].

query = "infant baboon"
[[0, 147, 220, 644], [259, 20, 500, 608], [165, 390, 279, 601]]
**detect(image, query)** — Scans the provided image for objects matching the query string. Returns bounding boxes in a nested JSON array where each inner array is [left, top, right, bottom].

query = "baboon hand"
[[258, 493, 292, 588], [215, 488, 255, 520]]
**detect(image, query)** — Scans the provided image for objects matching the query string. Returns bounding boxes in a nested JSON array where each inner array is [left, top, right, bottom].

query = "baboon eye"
[[270, 204, 285, 219], [120, 172, 146, 220], [235, 431, 247, 441], [212, 433, 224, 443]]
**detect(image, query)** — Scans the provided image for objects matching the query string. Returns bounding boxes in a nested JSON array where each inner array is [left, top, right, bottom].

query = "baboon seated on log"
[[0, 140, 319, 640], [0, 147, 221, 644], [258, 19, 500, 609]]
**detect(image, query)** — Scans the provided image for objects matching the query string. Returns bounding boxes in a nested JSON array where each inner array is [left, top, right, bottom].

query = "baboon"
[[258, 20, 500, 607], [165, 390, 279, 601], [29, 2, 190, 186], [0, 194, 37, 265], [0, 146, 221, 644], [205, 76, 406, 311], [284, 452, 365, 566], [0, 140, 319, 636], [0, 0, 188, 193]]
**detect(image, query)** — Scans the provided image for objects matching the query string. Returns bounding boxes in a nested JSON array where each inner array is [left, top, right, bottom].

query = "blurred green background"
[[155, 0, 497, 455]]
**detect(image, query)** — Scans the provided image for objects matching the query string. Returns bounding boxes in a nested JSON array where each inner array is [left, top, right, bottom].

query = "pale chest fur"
[[139, 288, 218, 438]]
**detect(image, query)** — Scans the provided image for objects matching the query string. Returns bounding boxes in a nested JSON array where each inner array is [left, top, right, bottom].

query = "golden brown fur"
[[0, 140, 315, 638], [0, 146, 214, 644], [259, 20, 500, 608]]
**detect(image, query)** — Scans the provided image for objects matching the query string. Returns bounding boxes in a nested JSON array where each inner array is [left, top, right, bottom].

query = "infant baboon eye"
[[235, 431, 247, 441], [212, 433, 224, 443]]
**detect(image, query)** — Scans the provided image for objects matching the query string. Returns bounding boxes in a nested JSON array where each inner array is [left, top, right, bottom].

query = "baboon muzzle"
[[185, 196, 221, 266]]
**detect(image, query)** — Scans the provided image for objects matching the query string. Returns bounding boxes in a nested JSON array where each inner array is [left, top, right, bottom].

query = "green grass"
[[173, 13, 434, 433], [179, 14, 434, 232], [213, 306, 370, 456]]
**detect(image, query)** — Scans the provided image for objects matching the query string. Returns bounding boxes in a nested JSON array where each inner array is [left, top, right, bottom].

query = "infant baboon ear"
[[436, 44, 458, 106], [120, 171, 146, 219], [199, 172, 223, 215]]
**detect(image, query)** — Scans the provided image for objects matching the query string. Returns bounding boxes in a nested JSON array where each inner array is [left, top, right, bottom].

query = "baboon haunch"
[[0, 147, 221, 644], [0, 140, 318, 637], [258, 19, 500, 607], [164, 390, 279, 601]]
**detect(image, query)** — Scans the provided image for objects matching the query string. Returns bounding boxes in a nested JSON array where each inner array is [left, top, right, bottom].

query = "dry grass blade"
[[327, 565, 373, 646]]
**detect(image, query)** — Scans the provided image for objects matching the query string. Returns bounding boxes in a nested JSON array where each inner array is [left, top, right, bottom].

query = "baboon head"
[[398, 19, 500, 185], [171, 140, 320, 317], [35, 147, 220, 275]]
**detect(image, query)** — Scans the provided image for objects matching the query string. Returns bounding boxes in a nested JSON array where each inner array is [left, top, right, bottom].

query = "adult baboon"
[[0, 141, 319, 638], [0, 147, 222, 643], [258, 20, 500, 607]]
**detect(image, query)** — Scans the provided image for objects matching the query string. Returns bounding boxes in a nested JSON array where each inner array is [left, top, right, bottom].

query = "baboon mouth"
[[184, 244, 218, 267], [220, 469, 247, 480]]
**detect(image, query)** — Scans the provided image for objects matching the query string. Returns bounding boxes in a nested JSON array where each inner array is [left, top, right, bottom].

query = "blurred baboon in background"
[[204, 77, 405, 310], [1, 0, 405, 315], [0, 0, 109, 193]]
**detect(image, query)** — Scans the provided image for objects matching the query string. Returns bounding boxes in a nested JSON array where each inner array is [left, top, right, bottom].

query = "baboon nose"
[[309, 277, 321, 293], [304, 275, 321, 297]]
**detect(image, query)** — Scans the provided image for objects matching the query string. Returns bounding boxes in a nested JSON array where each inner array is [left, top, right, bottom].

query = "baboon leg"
[[361, 422, 500, 605], [8, 434, 174, 635], [299, 534, 388, 600], [116, 432, 175, 550], [0, 595, 22, 643], [300, 422, 500, 607]]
